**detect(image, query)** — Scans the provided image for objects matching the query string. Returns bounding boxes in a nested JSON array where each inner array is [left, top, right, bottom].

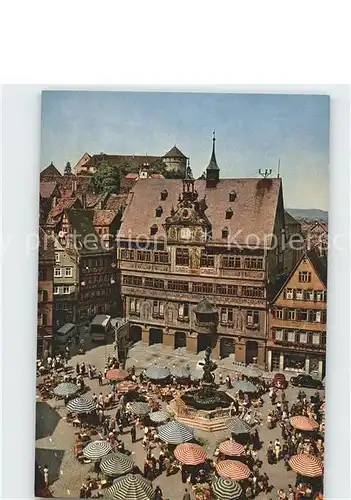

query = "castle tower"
[[206, 131, 220, 188]]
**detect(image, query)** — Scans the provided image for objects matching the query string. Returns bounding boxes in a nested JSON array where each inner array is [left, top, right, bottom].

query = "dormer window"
[[229, 190, 237, 202], [225, 208, 233, 219], [222, 226, 229, 239], [160, 189, 168, 201], [155, 206, 163, 217], [150, 224, 158, 236]]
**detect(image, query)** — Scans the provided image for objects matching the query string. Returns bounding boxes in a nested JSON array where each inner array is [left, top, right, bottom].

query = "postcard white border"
[[1, 85, 350, 499]]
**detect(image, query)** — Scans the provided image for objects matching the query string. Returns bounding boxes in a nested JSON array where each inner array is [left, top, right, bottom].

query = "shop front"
[[268, 348, 325, 379]]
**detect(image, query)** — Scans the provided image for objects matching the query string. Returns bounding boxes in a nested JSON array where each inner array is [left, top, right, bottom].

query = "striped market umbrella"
[[289, 454, 323, 477], [129, 401, 150, 416], [66, 397, 95, 414], [149, 410, 171, 424], [226, 416, 252, 435], [158, 421, 194, 444], [216, 460, 251, 481], [219, 440, 245, 457], [171, 365, 191, 379], [211, 477, 243, 500], [100, 452, 134, 477], [107, 368, 129, 381], [106, 474, 154, 500], [174, 443, 208, 465], [53, 382, 79, 397], [290, 416, 319, 432], [241, 364, 263, 378], [190, 368, 204, 381], [231, 380, 258, 394], [145, 365, 170, 380], [116, 381, 138, 393], [83, 440, 112, 460]]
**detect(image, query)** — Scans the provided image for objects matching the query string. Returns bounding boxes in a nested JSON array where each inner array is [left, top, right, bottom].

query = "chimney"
[[72, 179, 77, 193], [82, 193, 87, 209]]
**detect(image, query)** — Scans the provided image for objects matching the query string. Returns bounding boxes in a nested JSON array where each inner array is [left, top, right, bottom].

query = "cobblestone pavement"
[[36, 340, 321, 499]]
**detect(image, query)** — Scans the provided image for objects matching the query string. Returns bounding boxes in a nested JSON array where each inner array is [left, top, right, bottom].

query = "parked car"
[[290, 374, 324, 389], [273, 372, 288, 389]]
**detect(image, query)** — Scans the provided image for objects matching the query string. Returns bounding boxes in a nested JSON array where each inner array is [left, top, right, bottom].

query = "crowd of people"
[[37, 349, 325, 500]]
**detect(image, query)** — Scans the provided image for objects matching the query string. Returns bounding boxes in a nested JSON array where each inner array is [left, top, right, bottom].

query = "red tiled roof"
[[40, 181, 58, 199], [104, 194, 128, 211], [40, 163, 62, 180], [119, 177, 282, 246], [125, 173, 139, 179], [38, 227, 55, 262], [46, 198, 81, 226], [93, 210, 119, 226], [151, 173, 165, 179], [56, 175, 94, 197]]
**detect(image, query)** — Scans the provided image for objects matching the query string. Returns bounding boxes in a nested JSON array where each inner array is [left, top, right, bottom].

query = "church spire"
[[206, 130, 220, 172], [206, 131, 220, 187]]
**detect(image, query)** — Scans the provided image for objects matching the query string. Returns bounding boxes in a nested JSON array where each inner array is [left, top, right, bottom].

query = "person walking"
[[43, 465, 49, 487], [182, 488, 191, 500], [130, 424, 136, 443], [98, 372, 103, 386], [164, 456, 171, 476], [154, 485, 163, 500]]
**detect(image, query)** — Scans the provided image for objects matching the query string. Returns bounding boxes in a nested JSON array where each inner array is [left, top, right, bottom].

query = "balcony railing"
[[178, 316, 190, 323]]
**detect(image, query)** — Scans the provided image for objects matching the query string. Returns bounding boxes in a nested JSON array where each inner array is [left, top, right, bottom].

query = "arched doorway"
[[149, 328, 163, 346], [130, 325, 142, 344], [197, 333, 211, 354], [174, 331, 187, 349], [246, 340, 259, 364], [220, 337, 235, 359]]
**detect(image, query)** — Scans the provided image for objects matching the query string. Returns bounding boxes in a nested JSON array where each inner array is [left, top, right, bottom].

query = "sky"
[[41, 91, 329, 210]]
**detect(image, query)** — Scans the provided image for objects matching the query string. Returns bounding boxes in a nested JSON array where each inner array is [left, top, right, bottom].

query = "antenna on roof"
[[277, 158, 281, 178], [258, 168, 272, 179]]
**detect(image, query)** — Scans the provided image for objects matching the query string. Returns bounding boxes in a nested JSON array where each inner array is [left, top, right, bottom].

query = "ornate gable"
[[164, 179, 212, 243]]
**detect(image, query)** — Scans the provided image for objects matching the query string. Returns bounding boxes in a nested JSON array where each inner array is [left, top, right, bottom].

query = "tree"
[[92, 160, 121, 194]]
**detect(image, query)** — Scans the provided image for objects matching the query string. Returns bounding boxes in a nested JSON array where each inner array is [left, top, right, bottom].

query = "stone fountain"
[[171, 346, 235, 431]]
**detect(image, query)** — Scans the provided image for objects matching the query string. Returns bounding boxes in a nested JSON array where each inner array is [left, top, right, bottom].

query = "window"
[[121, 249, 135, 260], [54, 286, 60, 294], [221, 307, 234, 324], [62, 286, 70, 294], [42, 290, 48, 302], [225, 208, 233, 219], [64, 267, 73, 277], [42, 313, 47, 326], [154, 251, 169, 264], [130, 298, 140, 313], [315, 290, 325, 301], [222, 227, 229, 239], [287, 309, 296, 320], [176, 248, 189, 266], [312, 333, 320, 345], [153, 300, 164, 317], [150, 225, 158, 236], [122, 275, 143, 286], [285, 288, 293, 299], [275, 329, 283, 341], [137, 251, 151, 262], [160, 189, 168, 200], [287, 331, 296, 343], [313, 311, 321, 322], [300, 310, 309, 321], [168, 280, 189, 292], [299, 332, 307, 343], [155, 206, 163, 217], [222, 255, 241, 268], [304, 289, 314, 301], [241, 286, 264, 298], [192, 282, 213, 294], [54, 267, 62, 277], [55, 252, 60, 263], [200, 250, 214, 267], [39, 268, 47, 281], [244, 257, 264, 270], [178, 303, 189, 318], [295, 289, 303, 300], [145, 278, 165, 289], [275, 308, 283, 319], [299, 271, 311, 282], [247, 310, 259, 326], [229, 190, 237, 202], [216, 284, 238, 296]]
